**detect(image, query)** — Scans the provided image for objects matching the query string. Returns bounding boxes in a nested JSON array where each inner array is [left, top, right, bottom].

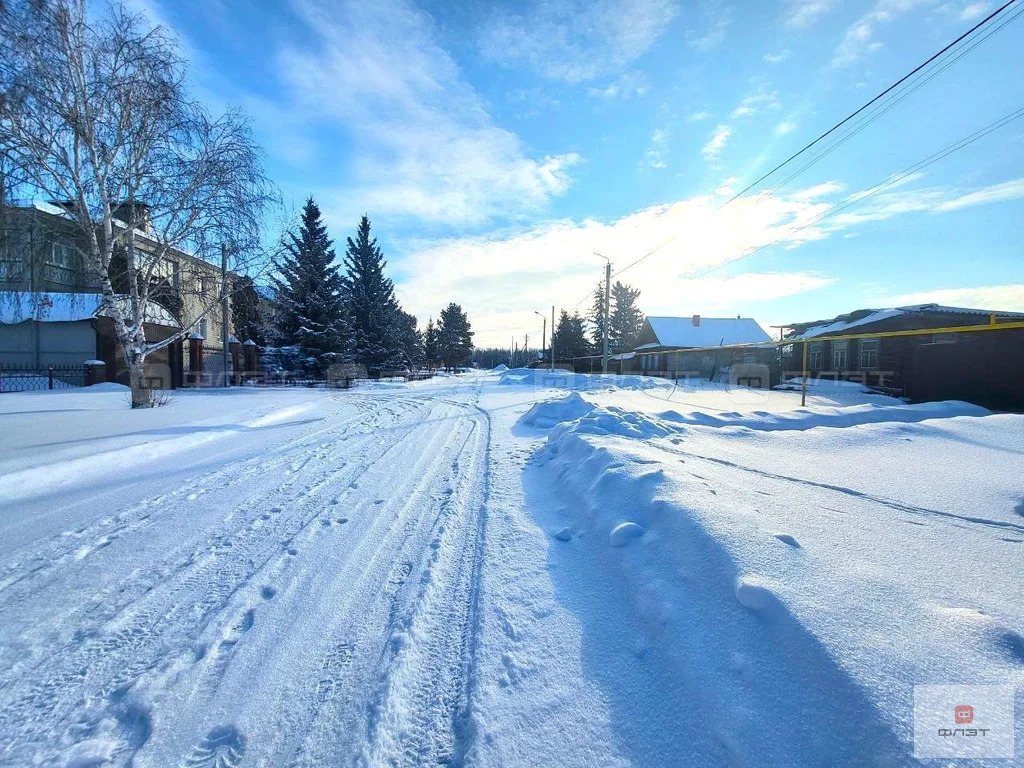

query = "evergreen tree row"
[[268, 197, 473, 375]]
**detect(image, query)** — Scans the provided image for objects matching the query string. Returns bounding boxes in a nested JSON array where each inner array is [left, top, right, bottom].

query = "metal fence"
[[0, 363, 87, 392]]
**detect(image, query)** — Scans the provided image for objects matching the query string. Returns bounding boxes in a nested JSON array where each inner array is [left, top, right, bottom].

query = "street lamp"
[[533, 310, 546, 367]]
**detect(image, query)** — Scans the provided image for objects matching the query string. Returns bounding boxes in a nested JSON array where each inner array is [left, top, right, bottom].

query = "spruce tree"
[[424, 317, 439, 370], [589, 280, 607, 354], [396, 310, 425, 370], [437, 303, 474, 371], [552, 310, 592, 361], [231, 275, 266, 345], [609, 281, 644, 353], [343, 215, 401, 374], [271, 197, 350, 372]]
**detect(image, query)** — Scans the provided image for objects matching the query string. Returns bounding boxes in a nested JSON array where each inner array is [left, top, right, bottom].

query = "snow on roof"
[[789, 303, 1024, 340], [0, 292, 181, 328], [791, 309, 905, 340], [643, 316, 772, 349]]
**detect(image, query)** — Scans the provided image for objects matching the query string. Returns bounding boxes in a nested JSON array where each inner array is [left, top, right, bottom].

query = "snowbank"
[[497, 367, 671, 392], [517, 392, 594, 429], [774, 376, 881, 394], [492, 363, 509, 372], [525, 392, 989, 437], [528, 395, 1023, 764]]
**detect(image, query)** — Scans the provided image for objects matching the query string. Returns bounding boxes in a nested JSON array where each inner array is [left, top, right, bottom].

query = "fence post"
[[84, 360, 107, 387], [48, 366, 54, 390]]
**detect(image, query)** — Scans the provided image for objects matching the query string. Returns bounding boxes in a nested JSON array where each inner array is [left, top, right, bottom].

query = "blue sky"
[[136, 0, 1024, 346]]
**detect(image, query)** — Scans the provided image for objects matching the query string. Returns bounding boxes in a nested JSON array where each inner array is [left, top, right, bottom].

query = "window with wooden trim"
[[859, 339, 879, 369], [832, 340, 848, 370], [808, 342, 823, 370]]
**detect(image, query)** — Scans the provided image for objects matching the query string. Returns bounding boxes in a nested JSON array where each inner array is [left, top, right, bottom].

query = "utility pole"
[[534, 310, 546, 367], [551, 305, 555, 371], [221, 242, 230, 387]]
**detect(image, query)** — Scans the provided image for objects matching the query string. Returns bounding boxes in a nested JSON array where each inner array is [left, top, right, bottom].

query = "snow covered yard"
[[0, 373, 1021, 766]]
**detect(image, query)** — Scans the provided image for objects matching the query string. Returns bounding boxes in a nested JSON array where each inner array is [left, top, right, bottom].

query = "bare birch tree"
[[0, 0, 274, 406]]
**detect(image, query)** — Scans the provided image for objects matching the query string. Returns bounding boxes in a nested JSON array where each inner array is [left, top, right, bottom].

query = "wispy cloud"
[[480, 0, 678, 83], [395, 175, 1024, 344], [687, 110, 715, 122], [645, 128, 669, 168], [587, 71, 651, 99], [276, 0, 579, 227], [832, 0, 931, 68], [775, 120, 797, 136], [702, 124, 733, 164], [763, 50, 792, 64], [731, 90, 781, 119], [685, 0, 733, 51], [960, 2, 990, 21], [784, 0, 838, 28], [874, 284, 1024, 311]]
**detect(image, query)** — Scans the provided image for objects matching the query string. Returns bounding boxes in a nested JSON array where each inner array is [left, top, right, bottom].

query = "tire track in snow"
[[0, 395, 438, 767]]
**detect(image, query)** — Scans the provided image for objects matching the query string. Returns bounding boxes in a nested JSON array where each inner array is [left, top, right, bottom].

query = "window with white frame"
[[46, 238, 76, 284], [808, 342, 823, 370], [832, 339, 848, 370], [859, 339, 879, 369]]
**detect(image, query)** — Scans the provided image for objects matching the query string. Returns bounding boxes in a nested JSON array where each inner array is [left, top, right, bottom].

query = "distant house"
[[628, 315, 774, 381], [0, 201, 237, 387], [781, 304, 1024, 409]]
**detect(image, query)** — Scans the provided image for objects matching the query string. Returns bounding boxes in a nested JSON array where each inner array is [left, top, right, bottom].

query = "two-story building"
[[0, 200, 236, 388]]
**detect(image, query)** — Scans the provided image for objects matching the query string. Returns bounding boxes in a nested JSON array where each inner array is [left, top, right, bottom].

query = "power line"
[[564, 1, 1021, 317], [721, 0, 1020, 207], [682, 106, 1024, 282], [755, 3, 1024, 202]]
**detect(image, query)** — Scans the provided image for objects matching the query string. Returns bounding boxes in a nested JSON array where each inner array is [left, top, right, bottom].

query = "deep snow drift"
[[509, 389, 1023, 765]]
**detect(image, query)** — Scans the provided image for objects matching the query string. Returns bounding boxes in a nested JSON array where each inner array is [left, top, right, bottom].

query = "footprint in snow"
[[773, 533, 801, 548], [184, 725, 246, 768]]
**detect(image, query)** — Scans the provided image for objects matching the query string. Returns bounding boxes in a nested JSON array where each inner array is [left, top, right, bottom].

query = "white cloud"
[[774, 120, 797, 136], [687, 110, 714, 122], [395, 191, 843, 344], [960, 2, 990, 21], [932, 178, 1024, 212], [587, 71, 651, 99], [645, 128, 669, 168], [874, 284, 1024, 312], [763, 50, 792, 64], [480, 0, 678, 83], [784, 0, 838, 27], [791, 181, 845, 200], [832, 0, 933, 68], [393, 174, 1024, 344], [827, 176, 1024, 227], [685, 0, 733, 51], [731, 90, 781, 119], [277, 0, 579, 226], [702, 124, 733, 164]]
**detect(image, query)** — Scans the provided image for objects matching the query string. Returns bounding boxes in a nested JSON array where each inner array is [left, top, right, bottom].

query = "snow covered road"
[[1, 373, 1021, 767], [0, 380, 491, 767]]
